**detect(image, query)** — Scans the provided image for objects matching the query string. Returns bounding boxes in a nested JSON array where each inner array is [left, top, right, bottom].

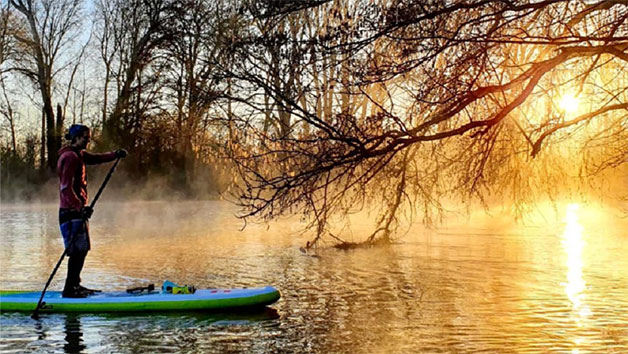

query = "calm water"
[[1, 201, 627, 353]]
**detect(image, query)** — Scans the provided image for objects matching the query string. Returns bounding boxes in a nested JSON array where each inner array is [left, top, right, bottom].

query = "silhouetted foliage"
[[225, 0, 628, 246], [1, 0, 626, 246]]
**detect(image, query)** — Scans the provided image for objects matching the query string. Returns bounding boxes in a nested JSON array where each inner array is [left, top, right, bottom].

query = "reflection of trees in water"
[[305, 244, 468, 352], [288, 233, 536, 352]]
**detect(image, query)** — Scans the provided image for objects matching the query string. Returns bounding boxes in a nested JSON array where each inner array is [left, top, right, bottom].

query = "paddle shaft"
[[32, 157, 121, 318], [88, 157, 121, 210]]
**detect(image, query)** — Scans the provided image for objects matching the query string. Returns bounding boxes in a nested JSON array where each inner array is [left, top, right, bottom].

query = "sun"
[[558, 94, 580, 115]]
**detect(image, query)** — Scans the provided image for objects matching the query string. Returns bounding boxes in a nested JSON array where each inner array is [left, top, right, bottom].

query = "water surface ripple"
[[1, 201, 627, 353]]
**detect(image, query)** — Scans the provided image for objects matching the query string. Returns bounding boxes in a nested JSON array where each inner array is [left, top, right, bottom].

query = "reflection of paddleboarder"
[[57, 124, 127, 298], [63, 315, 86, 352]]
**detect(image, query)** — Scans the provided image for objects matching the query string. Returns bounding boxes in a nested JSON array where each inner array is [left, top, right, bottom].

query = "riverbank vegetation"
[[2, 0, 627, 247]]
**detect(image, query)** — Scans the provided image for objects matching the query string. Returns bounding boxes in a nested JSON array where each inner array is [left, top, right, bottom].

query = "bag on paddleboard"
[[161, 280, 196, 294]]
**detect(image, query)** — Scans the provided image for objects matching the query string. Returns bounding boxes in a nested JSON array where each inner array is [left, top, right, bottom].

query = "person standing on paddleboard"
[[57, 124, 127, 298]]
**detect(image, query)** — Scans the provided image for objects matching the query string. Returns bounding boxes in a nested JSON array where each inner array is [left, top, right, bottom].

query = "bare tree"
[[9, 0, 84, 172], [0, 4, 21, 154], [1, 75, 18, 154], [158, 0, 231, 187], [96, 0, 179, 148]]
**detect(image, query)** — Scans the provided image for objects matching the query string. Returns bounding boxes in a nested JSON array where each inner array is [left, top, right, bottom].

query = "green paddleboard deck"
[[0, 286, 280, 313]]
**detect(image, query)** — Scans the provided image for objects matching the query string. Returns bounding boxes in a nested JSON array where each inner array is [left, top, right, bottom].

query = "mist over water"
[[1, 201, 627, 353]]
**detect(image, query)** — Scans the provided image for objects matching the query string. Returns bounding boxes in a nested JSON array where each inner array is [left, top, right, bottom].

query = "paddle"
[[32, 157, 121, 319]]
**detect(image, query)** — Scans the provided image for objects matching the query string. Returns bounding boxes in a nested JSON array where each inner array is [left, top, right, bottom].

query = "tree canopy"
[[225, 0, 628, 246], [2, 0, 627, 246]]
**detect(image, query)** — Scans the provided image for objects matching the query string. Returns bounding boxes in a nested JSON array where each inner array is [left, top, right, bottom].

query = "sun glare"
[[558, 94, 580, 115]]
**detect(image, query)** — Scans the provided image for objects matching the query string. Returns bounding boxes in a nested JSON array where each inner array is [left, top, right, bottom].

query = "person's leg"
[[63, 251, 87, 296], [60, 212, 90, 297], [69, 251, 87, 286]]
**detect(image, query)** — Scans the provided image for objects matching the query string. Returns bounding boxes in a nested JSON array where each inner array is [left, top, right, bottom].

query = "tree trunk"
[[103, 65, 109, 126], [56, 103, 64, 153], [40, 109, 46, 171], [0, 77, 17, 154], [105, 61, 137, 145], [44, 95, 55, 172], [13, 0, 58, 172]]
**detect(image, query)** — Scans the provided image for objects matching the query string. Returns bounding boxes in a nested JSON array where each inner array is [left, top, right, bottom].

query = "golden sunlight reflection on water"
[[562, 204, 591, 319], [561, 203, 593, 354]]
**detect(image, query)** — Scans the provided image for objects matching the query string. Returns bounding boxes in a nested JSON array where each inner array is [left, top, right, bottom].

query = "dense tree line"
[[1, 0, 233, 199], [1, 0, 627, 246]]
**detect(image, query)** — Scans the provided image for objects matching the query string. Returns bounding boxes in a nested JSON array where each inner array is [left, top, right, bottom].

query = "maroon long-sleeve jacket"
[[57, 146, 117, 210]]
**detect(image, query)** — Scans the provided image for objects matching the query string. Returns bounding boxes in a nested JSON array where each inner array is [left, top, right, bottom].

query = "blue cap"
[[65, 124, 89, 140]]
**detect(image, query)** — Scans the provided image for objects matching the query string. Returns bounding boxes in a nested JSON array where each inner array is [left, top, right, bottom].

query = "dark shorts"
[[59, 209, 90, 256]]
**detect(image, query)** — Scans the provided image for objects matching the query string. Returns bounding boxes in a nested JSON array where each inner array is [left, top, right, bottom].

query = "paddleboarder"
[[57, 124, 127, 298]]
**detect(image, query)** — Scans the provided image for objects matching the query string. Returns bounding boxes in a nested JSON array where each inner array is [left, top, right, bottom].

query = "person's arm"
[[59, 154, 82, 210], [82, 151, 117, 165]]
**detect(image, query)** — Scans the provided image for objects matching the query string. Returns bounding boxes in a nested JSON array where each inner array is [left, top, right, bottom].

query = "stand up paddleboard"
[[0, 283, 280, 313]]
